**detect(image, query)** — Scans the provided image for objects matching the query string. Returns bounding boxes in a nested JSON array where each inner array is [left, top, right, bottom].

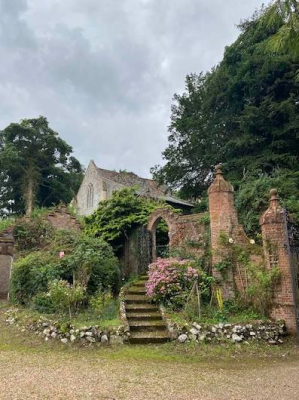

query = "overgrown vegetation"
[[213, 232, 281, 316], [10, 218, 120, 324], [85, 187, 177, 251], [0, 217, 15, 233]]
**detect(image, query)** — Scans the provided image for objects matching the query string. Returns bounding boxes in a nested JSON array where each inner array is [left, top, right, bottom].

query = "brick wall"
[[46, 207, 81, 231], [260, 189, 298, 332], [147, 208, 207, 261]]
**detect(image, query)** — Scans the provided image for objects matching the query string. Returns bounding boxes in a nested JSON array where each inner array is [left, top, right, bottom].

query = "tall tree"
[[0, 116, 83, 216], [261, 0, 299, 60], [153, 6, 299, 194], [152, 3, 299, 234]]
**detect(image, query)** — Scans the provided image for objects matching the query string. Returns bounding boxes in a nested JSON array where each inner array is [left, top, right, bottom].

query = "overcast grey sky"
[[0, 0, 265, 177]]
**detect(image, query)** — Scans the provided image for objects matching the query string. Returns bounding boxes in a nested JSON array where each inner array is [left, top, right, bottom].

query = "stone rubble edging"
[[119, 284, 130, 339], [4, 308, 129, 345], [173, 320, 288, 345]]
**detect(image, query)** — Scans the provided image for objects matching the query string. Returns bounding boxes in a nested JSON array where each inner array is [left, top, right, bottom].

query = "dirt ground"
[[1, 306, 299, 400]]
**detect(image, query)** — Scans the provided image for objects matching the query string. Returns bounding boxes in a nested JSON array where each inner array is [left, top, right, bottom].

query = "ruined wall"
[[46, 207, 81, 231]]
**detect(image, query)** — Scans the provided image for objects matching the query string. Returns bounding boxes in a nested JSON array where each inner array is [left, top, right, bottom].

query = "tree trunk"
[[25, 177, 34, 216], [24, 167, 37, 217]]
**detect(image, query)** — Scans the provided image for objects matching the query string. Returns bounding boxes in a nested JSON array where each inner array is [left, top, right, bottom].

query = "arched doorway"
[[147, 208, 178, 262], [156, 218, 169, 258]]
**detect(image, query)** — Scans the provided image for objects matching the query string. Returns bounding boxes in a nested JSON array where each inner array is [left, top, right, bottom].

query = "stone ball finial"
[[215, 164, 222, 174], [270, 188, 278, 198], [269, 189, 279, 203], [208, 162, 234, 193], [260, 188, 283, 225], [269, 188, 280, 208], [215, 164, 223, 175]]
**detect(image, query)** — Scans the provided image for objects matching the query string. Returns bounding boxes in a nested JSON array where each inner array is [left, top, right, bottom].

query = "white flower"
[[250, 239, 255, 245], [228, 238, 234, 244]]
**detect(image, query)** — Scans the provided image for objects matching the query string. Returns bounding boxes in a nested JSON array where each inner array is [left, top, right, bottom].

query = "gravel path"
[[1, 348, 299, 400], [1, 305, 299, 400]]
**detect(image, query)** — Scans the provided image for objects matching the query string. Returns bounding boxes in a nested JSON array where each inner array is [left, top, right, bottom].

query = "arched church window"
[[102, 181, 108, 200], [87, 183, 94, 208]]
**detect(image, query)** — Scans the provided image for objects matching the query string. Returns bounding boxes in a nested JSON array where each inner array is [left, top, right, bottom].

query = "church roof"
[[93, 162, 193, 208]]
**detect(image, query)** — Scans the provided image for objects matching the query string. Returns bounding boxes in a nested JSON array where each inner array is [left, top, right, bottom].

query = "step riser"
[[127, 316, 163, 321], [130, 326, 167, 332], [125, 299, 150, 305], [127, 290, 147, 295], [126, 309, 159, 314]]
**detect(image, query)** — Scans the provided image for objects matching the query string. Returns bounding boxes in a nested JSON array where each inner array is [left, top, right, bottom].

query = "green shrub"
[[235, 169, 299, 239], [48, 280, 86, 317], [50, 229, 81, 255], [10, 252, 62, 304], [247, 263, 281, 316], [64, 235, 121, 294], [14, 217, 54, 252], [31, 293, 55, 314], [89, 289, 113, 314], [11, 231, 120, 308]]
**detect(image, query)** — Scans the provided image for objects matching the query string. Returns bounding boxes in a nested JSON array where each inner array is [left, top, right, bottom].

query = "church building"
[[74, 160, 193, 216]]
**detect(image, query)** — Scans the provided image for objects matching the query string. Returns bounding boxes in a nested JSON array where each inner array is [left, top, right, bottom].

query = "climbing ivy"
[[84, 187, 174, 250]]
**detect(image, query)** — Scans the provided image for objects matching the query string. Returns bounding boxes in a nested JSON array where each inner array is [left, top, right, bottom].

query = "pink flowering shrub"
[[146, 258, 199, 308]]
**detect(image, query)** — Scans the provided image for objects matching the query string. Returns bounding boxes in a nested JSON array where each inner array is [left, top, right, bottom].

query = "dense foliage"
[[14, 217, 55, 253], [0, 116, 83, 216], [85, 187, 174, 250], [10, 229, 120, 309], [152, 4, 299, 235], [213, 232, 281, 316], [261, 0, 299, 60]]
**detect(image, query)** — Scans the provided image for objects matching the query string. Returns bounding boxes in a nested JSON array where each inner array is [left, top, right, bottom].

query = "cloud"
[[0, 0, 265, 177]]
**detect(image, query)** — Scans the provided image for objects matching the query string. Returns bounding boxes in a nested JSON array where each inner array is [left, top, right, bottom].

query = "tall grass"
[[0, 217, 15, 233]]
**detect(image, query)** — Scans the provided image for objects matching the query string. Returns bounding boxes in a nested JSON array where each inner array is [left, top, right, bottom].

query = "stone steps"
[[124, 277, 170, 345], [129, 331, 170, 344], [125, 304, 159, 312], [126, 312, 162, 320], [126, 288, 147, 295], [130, 321, 166, 332], [134, 281, 148, 287], [124, 295, 150, 304]]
